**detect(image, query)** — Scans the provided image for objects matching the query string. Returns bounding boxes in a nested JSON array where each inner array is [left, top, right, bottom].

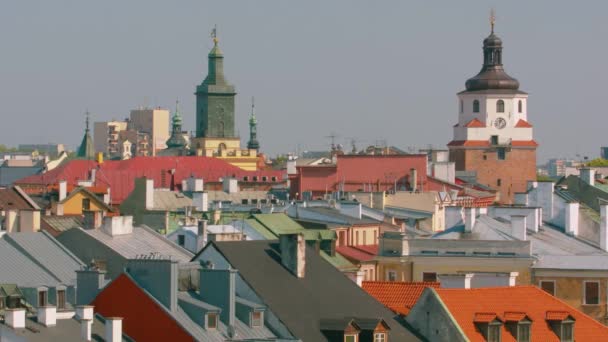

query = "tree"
[[586, 158, 608, 167]]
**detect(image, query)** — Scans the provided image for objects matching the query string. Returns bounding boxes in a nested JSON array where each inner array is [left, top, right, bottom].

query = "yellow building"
[[53, 187, 113, 216]]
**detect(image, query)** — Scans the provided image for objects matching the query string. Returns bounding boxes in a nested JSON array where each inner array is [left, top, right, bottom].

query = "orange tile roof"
[[447, 140, 491, 147], [434, 286, 608, 342], [503, 311, 528, 322], [465, 118, 485, 128], [514, 119, 533, 128], [473, 312, 499, 323], [362, 281, 440, 316], [510, 140, 539, 147]]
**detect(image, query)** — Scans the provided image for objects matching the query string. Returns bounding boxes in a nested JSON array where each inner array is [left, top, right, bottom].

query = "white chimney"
[[580, 168, 596, 186], [280, 233, 306, 278], [5, 308, 26, 329], [565, 202, 580, 236], [508, 272, 519, 287], [511, 215, 527, 240], [81, 319, 93, 341], [59, 180, 67, 201], [76, 305, 94, 321], [354, 270, 365, 287], [222, 177, 238, 194], [600, 204, 608, 252], [464, 207, 476, 233], [286, 158, 297, 175], [410, 168, 418, 192], [105, 317, 123, 342], [197, 220, 208, 251], [193, 192, 208, 212], [145, 178, 154, 209], [38, 305, 57, 327], [102, 216, 134, 236]]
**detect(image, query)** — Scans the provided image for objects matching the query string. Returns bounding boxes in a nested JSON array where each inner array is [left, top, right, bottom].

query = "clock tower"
[[448, 19, 537, 203]]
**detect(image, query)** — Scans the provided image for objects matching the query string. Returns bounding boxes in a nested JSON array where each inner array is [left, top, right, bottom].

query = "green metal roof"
[[247, 213, 336, 241], [320, 251, 358, 272]]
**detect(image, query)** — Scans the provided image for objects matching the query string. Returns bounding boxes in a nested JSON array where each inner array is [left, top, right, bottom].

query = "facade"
[[129, 107, 170, 154], [0, 186, 41, 233], [191, 34, 259, 171], [93, 120, 129, 158], [448, 24, 537, 204]]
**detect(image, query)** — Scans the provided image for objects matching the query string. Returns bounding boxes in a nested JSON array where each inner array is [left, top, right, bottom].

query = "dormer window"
[[206, 313, 218, 330], [251, 311, 263, 327], [488, 321, 501, 342], [547, 312, 575, 342], [374, 332, 387, 342], [474, 314, 502, 342], [344, 334, 358, 342], [517, 321, 531, 342], [561, 321, 574, 342]]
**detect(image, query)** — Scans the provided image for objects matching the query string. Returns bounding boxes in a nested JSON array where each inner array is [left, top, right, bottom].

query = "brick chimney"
[[410, 168, 418, 192], [126, 259, 178, 312], [197, 220, 208, 252], [58, 180, 67, 202], [279, 233, 306, 278]]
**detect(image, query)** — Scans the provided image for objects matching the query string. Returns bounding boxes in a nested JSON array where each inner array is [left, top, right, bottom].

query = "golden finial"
[[490, 9, 496, 34], [211, 24, 218, 45]]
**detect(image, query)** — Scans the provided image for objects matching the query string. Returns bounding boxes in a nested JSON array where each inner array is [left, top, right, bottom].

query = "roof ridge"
[[2, 234, 64, 284]]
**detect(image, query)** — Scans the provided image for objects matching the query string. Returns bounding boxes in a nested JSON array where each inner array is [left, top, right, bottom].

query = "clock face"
[[494, 117, 507, 129]]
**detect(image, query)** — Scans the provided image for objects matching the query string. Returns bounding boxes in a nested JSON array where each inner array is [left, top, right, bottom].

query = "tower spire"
[[211, 24, 219, 46], [490, 9, 496, 34], [247, 96, 260, 151], [85, 110, 90, 133]]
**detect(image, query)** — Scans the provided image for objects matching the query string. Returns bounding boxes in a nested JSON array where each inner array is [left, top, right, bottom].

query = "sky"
[[1, 1, 607, 163]]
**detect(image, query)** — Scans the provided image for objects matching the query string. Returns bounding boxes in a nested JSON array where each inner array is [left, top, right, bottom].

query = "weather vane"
[[211, 24, 218, 45], [490, 9, 496, 34]]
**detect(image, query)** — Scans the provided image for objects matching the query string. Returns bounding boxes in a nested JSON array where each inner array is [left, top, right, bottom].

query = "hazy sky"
[[2, 1, 607, 163]]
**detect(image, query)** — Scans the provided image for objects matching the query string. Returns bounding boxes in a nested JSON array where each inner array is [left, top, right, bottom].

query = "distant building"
[[602, 147, 608, 159], [448, 23, 537, 204], [93, 120, 128, 158], [17, 143, 65, 157], [546, 158, 577, 178]]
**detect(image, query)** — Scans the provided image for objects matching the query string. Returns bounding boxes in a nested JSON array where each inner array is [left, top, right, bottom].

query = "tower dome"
[[465, 29, 519, 92]]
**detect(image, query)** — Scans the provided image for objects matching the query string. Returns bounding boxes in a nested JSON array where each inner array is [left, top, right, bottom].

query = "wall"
[[62, 192, 105, 215], [406, 289, 468, 342]]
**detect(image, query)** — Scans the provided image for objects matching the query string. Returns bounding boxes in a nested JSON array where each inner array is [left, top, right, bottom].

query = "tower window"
[[473, 100, 480, 113], [497, 179, 502, 186], [497, 148, 506, 160], [518, 100, 523, 113], [497, 100, 505, 113]]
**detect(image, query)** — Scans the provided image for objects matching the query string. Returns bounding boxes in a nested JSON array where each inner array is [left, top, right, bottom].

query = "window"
[[491, 135, 499, 145], [374, 332, 386, 342], [497, 148, 506, 160], [241, 199, 249, 205], [584, 281, 600, 305], [177, 235, 185, 247], [38, 290, 47, 307], [562, 322, 574, 342], [387, 270, 397, 282], [262, 176, 268, 182], [82, 198, 91, 211], [518, 322, 531, 342], [57, 289, 66, 310], [243, 176, 249, 182], [460, 99, 463, 113], [422, 272, 437, 282], [497, 100, 505, 113], [497, 179, 502, 186], [540, 280, 556, 296], [518, 100, 523, 113], [253, 176, 258, 182], [488, 322, 501, 342], [483, 155, 487, 160], [363, 231, 367, 245], [344, 334, 358, 342], [251, 199, 258, 205], [355, 231, 360, 245], [473, 100, 480, 113], [251, 311, 262, 327], [206, 313, 218, 329]]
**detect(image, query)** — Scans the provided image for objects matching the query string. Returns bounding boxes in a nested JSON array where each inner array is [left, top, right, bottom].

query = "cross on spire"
[[490, 9, 496, 34], [211, 24, 218, 45]]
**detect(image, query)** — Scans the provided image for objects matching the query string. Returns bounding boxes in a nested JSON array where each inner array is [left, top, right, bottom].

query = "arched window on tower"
[[518, 100, 523, 113], [496, 100, 505, 113], [473, 100, 480, 113]]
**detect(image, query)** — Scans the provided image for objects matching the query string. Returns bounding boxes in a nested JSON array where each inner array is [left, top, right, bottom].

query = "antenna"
[[325, 132, 340, 150]]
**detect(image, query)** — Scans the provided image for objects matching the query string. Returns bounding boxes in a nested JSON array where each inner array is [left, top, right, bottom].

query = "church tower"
[[195, 28, 236, 139], [247, 97, 260, 151], [77, 112, 95, 159], [448, 15, 537, 203]]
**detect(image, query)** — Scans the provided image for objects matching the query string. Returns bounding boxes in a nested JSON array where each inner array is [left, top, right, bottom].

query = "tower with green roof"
[[76, 112, 95, 159], [195, 27, 236, 139], [166, 100, 188, 149], [247, 97, 260, 151]]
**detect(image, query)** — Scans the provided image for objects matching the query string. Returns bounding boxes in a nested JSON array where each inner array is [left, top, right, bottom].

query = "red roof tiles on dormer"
[[362, 281, 440, 316], [514, 119, 533, 128], [473, 312, 499, 323], [465, 118, 485, 128]]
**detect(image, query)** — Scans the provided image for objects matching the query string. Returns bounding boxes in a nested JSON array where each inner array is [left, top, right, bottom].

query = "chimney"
[[37, 305, 57, 327], [59, 180, 67, 201], [76, 305, 94, 321], [565, 202, 580, 236], [76, 268, 107, 305], [354, 270, 365, 287], [197, 220, 208, 251], [103, 188, 111, 205], [81, 319, 93, 341], [511, 215, 527, 240], [186, 177, 204, 192], [580, 168, 596, 186], [90, 169, 96, 183], [126, 259, 178, 312], [464, 207, 476, 233], [222, 177, 238, 194], [338, 202, 362, 220], [101, 216, 133, 236], [5, 209, 18, 233], [601, 204, 608, 252], [508, 272, 519, 287], [279, 233, 306, 278], [5, 308, 26, 329], [199, 268, 237, 329], [192, 192, 208, 212], [105, 317, 123, 342], [145, 178, 154, 209], [286, 157, 297, 175], [410, 168, 418, 192]]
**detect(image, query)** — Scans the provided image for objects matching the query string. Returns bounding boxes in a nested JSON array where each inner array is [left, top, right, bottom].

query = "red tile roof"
[[92, 274, 195, 342], [16, 156, 284, 205], [362, 281, 440, 316], [336, 245, 378, 262], [514, 119, 533, 128], [434, 286, 608, 342], [510, 140, 539, 147], [464, 118, 485, 128], [473, 312, 499, 323], [447, 140, 491, 147]]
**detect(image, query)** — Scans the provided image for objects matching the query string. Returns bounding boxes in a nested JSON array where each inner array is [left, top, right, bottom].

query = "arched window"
[[496, 100, 505, 113], [518, 100, 523, 113], [473, 100, 480, 113]]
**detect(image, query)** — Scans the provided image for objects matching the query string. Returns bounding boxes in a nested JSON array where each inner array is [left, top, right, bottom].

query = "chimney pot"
[[59, 180, 67, 202], [105, 317, 122, 342], [81, 319, 93, 341], [464, 207, 476, 233], [510, 215, 527, 240], [280, 233, 306, 278], [5, 308, 26, 329], [37, 305, 57, 327]]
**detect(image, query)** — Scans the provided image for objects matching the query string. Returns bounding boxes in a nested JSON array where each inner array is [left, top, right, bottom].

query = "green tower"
[[77, 112, 95, 159], [166, 100, 188, 149], [195, 27, 236, 138], [247, 97, 260, 151]]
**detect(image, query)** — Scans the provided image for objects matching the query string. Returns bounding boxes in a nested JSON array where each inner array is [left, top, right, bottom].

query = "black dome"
[[465, 32, 519, 92]]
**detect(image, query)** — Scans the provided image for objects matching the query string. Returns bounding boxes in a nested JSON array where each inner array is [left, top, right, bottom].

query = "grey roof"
[[41, 215, 83, 233], [533, 255, 608, 270], [83, 226, 193, 261], [199, 240, 417, 341], [0, 232, 85, 287], [206, 190, 270, 203], [152, 190, 193, 211], [8, 314, 130, 341], [295, 206, 380, 226]]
